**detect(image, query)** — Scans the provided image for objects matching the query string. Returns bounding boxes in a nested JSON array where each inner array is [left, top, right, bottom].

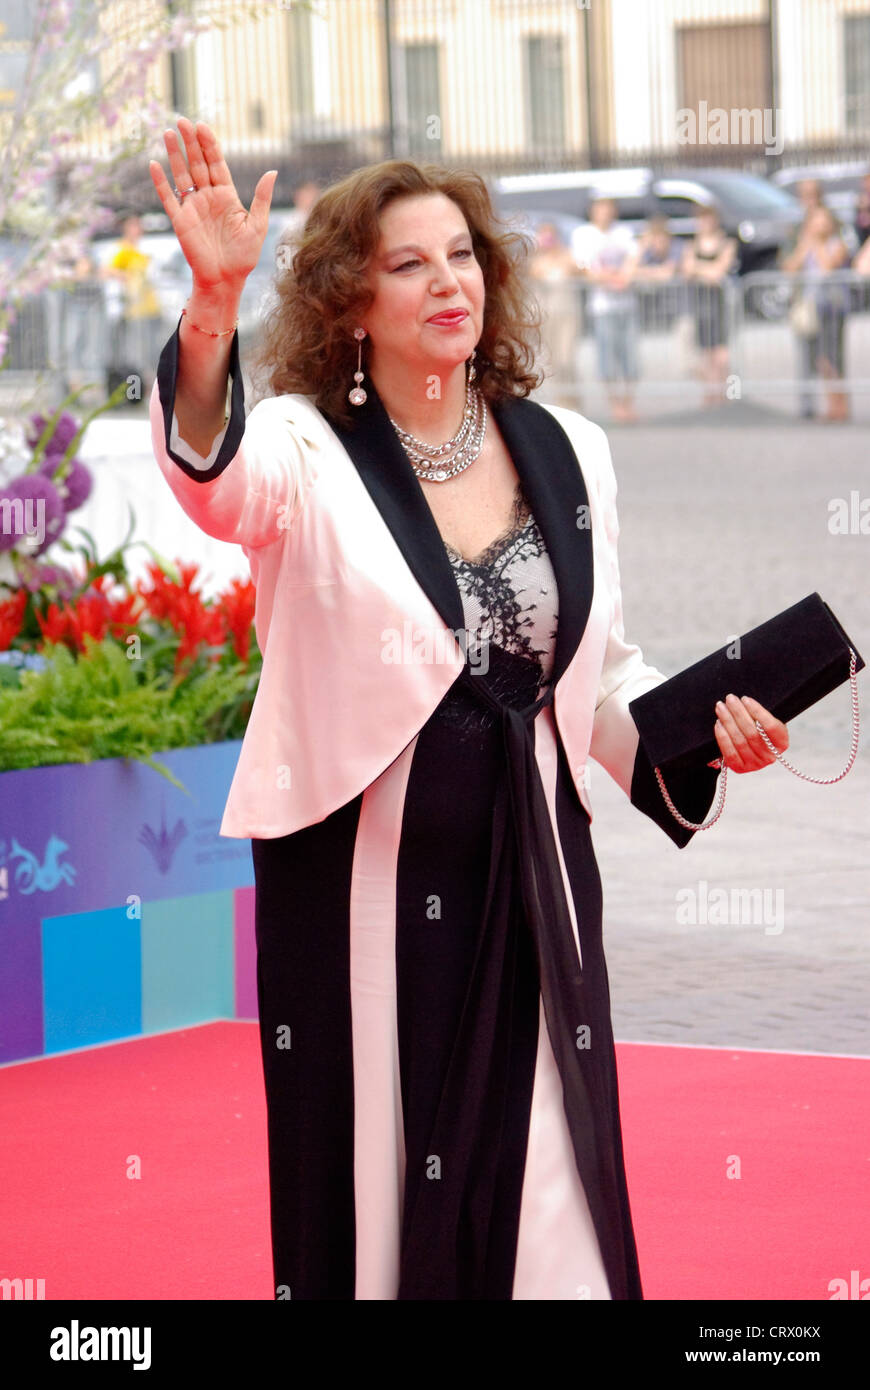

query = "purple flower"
[[39, 455, 93, 511], [0, 474, 66, 555], [26, 410, 79, 458], [14, 556, 78, 598]]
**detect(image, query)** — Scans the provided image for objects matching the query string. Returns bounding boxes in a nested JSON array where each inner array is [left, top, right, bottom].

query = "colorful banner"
[[0, 742, 257, 1064]]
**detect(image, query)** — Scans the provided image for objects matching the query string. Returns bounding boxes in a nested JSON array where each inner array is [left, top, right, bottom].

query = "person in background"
[[796, 178, 823, 219], [635, 216, 682, 281], [527, 220, 583, 409], [634, 216, 683, 339], [852, 172, 870, 248], [101, 215, 163, 395], [778, 185, 837, 416], [853, 226, 870, 274], [780, 178, 856, 260], [681, 205, 737, 408], [571, 196, 640, 423], [782, 204, 851, 423]]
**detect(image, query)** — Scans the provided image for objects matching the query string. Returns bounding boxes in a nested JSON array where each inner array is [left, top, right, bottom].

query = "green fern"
[[0, 636, 260, 788]]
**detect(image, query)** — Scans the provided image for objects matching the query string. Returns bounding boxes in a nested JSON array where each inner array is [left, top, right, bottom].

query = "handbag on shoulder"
[[628, 594, 864, 831], [789, 293, 820, 337]]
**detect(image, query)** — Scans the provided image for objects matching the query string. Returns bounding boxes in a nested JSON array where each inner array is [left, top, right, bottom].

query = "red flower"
[[178, 561, 202, 591], [34, 593, 107, 654], [35, 600, 71, 648], [83, 573, 144, 640], [106, 590, 144, 639], [0, 589, 28, 650], [173, 595, 226, 673], [218, 577, 256, 663], [67, 591, 111, 650], [135, 562, 179, 621], [136, 562, 225, 673]]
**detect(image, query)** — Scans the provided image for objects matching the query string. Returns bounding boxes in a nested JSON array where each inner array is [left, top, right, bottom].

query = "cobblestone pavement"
[[581, 418, 870, 1055]]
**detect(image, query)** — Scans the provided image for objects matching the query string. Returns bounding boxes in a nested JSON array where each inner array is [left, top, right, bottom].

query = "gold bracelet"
[[181, 306, 238, 337]]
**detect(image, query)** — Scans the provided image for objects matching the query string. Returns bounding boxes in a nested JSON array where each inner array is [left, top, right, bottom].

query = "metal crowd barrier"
[[3, 270, 870, 417], [532, 269, 870, 418], [1, 280, 168, 405]]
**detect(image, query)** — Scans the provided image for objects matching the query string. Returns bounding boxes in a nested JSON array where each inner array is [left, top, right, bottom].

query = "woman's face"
[[362, 192, 484, 379]]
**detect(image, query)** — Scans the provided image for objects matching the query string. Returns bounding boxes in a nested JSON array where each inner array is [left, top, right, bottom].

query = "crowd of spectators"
[[20, 170, 870, 424], [530, 173, 870, 422]]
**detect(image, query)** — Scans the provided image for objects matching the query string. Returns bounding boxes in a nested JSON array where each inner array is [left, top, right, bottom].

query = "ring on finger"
[[174, 184, 198, 200]]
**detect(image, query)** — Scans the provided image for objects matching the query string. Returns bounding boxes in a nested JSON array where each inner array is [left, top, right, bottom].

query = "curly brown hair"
[[248, 159, 544, 429]]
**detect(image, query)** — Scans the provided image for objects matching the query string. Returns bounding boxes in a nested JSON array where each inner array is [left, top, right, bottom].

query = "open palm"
[[148, 116, 277, 291]]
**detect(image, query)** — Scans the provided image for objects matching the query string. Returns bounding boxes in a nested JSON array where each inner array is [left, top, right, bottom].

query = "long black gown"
[[252, 480, 640, 1300]]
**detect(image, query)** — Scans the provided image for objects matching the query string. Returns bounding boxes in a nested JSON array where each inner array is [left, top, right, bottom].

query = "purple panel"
[[0, 911, 43, 1064], [0, 741, 251, 930], [234, 885, 258, 1020]]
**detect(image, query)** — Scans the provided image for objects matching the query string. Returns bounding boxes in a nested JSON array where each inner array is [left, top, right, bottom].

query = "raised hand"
[[148, 116, 277, 292]]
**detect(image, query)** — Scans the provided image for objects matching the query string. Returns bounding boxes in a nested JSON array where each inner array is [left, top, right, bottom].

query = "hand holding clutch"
[[629, 593, 864, 832], [712, 693, 789, 772]]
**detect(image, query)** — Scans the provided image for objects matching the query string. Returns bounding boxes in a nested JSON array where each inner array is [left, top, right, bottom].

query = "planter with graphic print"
[[0, 740, 256, 1065]]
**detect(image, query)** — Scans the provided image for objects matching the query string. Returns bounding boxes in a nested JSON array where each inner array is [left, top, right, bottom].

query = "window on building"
[[524, 34, 566, 153], [402, 42, 441, 157], [676, 21, 771, 149], [844, 15, 870, 134]]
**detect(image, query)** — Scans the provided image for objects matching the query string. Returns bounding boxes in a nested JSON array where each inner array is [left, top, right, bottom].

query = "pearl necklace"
[[388, 384, 487, 482]]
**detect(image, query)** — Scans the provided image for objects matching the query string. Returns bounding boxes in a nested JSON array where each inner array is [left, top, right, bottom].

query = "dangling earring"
[[349, 327, 367, 405], [467, 348, 477, 385]]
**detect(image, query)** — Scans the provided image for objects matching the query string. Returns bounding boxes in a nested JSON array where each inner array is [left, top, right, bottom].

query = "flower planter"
[[0, 740, 257, 1065]]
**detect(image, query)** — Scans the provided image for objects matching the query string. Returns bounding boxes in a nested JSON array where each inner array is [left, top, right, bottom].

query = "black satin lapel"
[[322, 384, 594, 684], [322, 382, 467, 638], [489, 395, 594, 687]]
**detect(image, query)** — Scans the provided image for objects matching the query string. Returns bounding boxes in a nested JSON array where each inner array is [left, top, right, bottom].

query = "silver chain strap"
[[655, 760, 729, 832], [654, 647, 860, 831], [752, 648, 860, 784]]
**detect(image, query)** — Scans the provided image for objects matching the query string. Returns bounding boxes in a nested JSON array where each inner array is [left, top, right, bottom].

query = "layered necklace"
[[388, 360, 487, 482]]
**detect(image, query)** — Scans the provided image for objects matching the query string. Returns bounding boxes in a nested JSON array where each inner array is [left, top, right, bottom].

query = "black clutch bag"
[[628, 593, 864, 830]]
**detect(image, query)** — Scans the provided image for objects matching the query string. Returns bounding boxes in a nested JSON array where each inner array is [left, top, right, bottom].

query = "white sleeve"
[[169, 414, 229, 470], [168, 375, 233, 470]]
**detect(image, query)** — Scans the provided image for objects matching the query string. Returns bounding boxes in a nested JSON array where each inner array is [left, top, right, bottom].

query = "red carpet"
[[619, 1041, 870, 1301], [0, 1023, 865, 1300]]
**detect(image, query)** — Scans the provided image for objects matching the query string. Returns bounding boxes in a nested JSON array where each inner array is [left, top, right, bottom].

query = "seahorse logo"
[[8, 836, 77, 894]]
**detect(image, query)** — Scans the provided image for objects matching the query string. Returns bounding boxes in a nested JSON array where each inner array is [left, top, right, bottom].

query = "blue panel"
[[43, 906, 141, 1052], [140, 891, 234, 1034]]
